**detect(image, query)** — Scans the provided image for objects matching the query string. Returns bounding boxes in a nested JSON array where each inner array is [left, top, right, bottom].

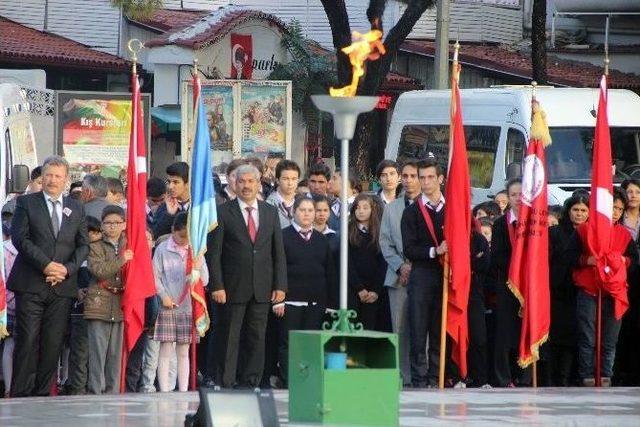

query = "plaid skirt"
[[153, 310, 194, 344]]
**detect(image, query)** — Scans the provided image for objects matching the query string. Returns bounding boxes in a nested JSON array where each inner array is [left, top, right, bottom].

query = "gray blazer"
[[84, 197, 111, 222], [379, 197, 408, 288], [265, 191, 293, 229]]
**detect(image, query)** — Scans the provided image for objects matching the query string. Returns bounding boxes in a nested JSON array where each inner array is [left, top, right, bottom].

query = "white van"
[[385, 86, 640, 206], [1, 83, 39, 194]]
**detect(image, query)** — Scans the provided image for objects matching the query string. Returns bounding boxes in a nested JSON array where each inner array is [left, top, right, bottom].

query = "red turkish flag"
[[586, 76, 613, 260], [507, 99, 551, 367], [122, 73, 156, 352], [230, 33, 253, 79], [582, 76, 629, 319], [444, 62, 471, 378]]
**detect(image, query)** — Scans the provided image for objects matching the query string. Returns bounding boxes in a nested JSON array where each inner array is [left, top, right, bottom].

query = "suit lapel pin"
[[63, 207, 72, 217]]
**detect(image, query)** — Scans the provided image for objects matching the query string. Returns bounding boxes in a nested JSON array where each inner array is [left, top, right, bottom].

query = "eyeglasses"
[[103, 221, 124, 227]]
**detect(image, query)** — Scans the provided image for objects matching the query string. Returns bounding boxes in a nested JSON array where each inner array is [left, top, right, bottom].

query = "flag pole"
[[121, 38, 143, 393], [438, 39, 461, 389], [528, 97, 539, 389], [594, 54, 610, 389], [439, 253, 450, 389], [189, 58, 199, 392]]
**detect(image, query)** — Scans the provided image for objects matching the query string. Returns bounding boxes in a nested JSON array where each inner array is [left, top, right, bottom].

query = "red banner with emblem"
[[507, 99, 552, 367]]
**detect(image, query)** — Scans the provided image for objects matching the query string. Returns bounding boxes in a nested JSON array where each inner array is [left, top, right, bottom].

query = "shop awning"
[[151, 105, 181, 134]]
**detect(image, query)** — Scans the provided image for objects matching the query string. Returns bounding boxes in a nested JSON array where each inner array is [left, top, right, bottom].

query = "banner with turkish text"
[[507, 99, 551, 367]]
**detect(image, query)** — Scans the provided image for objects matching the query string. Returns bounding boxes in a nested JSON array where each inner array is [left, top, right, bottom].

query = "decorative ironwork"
[[22, 87, 54, 117], [322, 309, 363, 333]]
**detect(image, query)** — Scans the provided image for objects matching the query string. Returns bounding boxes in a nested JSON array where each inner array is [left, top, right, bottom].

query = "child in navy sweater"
[[275, 197, 336, 384], [348, 194, 387, 331]]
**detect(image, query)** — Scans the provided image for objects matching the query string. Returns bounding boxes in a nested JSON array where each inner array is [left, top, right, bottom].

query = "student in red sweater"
[[567, 187, 639, 386]]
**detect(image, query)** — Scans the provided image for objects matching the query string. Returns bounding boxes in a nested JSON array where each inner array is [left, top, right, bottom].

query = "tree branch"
[[320, 0, 352, 86], [367, 0, 387, 31], [531, 0, 548, 84], [361, 0, 435, 95]]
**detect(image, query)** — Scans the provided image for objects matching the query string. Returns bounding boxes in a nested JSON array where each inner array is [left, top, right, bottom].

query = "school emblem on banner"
[[231, 33, 253, 79]]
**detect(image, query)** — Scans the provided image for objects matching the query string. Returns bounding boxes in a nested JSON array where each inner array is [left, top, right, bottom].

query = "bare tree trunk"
[[322, 0, 435, 175], [356, 0, 434, 173], [320, 0, 352, 86], [531, 0, 548, 84]]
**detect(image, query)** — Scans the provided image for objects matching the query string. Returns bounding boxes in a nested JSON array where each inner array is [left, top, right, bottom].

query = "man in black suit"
[[8, 156, 89, 397], [209, 163, 287, 388], [401, 159, 448, 388], [490, 178, 532, 387]]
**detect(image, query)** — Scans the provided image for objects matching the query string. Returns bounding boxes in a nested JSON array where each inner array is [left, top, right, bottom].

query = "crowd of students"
[[1, 154, 639, 397]]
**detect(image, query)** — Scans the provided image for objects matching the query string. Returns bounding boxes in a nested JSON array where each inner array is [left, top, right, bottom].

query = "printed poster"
[[56, 91, 150, 182], [200, 85, 234, 151], [240, 84, 287, 156], [60, 98, 130, 180]]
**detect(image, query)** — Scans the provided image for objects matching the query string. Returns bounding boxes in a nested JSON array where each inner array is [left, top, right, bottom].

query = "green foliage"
[[111, 0, 163, 20], [269, 21, 337, 123]]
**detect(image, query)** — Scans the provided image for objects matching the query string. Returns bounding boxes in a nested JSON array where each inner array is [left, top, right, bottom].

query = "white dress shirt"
[[420, 193, 445, 212], [238, 198, 259, 229], [43, 192, 63, 230], [292, 221, 313, 239]]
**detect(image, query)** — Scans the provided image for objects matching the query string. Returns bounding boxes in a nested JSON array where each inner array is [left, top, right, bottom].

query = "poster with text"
[[240, 83, 290, 157], [56, 92, 150, 182]]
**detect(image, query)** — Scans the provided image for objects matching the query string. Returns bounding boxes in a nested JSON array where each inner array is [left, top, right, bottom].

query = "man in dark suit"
[[8, 156, 89, 397], [209, 164, 287, 388], [490, 178, 532, 387], [401, 159, 448, 388]]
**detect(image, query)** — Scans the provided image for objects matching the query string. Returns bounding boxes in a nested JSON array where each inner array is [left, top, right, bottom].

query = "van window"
[[546, 127, 640, 183], [397, 124, 500, 188], [506, 128, 526, 172]]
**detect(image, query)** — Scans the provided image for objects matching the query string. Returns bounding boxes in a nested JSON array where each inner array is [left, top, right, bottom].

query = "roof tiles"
[[401, 39, 640, 89], [127, 9, 208, 33], [145, 6, 287, 50], [0, 16, 129, 72]]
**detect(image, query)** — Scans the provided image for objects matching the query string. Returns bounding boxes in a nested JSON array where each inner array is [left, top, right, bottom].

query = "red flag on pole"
[[507, 98, 552, 367], [443, 61, 472, 378], [585, 76, 613, 264], [122, 72, 156, 353]]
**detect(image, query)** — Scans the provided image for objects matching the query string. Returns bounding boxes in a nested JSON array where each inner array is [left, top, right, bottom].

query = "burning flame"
[[330, 29, 386, 97]]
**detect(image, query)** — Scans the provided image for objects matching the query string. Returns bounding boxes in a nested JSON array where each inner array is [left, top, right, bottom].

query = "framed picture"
[[55, 91, 151, 182], [182, 80, 239, 166], [239, 81, 292, 159], [181, 80, 292, 167]]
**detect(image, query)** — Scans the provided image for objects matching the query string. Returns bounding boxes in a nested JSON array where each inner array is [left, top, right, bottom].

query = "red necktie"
[[246, 206, 257, 243]]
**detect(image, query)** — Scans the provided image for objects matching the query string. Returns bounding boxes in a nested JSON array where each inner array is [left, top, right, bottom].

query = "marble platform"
[[0, 387, 639, 426]]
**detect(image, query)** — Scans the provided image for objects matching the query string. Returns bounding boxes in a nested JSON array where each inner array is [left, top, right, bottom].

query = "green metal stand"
[[290, 96, 399, 425], [288, 312, 400, 426]]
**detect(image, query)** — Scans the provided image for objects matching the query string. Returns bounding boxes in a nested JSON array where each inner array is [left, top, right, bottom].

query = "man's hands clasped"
[[45, 262, 68, 286]]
